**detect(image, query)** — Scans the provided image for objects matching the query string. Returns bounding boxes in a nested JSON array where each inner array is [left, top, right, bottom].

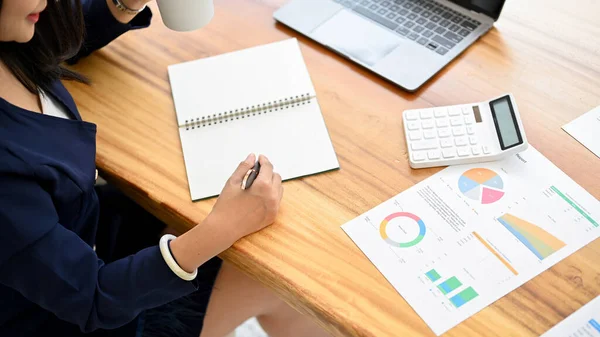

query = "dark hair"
[[0, 0, 88, 94]]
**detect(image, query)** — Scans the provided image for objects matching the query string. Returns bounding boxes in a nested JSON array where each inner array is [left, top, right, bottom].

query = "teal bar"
[[437, 277, 462, 295], [425, 269, 441, 282], [551, 186, 598, 227]]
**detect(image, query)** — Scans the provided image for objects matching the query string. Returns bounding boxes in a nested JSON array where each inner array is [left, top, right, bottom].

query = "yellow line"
[[473, 232, 519, 276]]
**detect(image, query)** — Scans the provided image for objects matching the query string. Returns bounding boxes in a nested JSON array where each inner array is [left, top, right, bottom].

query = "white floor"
[[235, 317, 269, 337]]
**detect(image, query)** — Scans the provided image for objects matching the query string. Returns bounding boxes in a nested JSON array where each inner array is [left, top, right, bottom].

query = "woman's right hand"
[[169, 154, 283, 273], [207, 154, 284, 241]]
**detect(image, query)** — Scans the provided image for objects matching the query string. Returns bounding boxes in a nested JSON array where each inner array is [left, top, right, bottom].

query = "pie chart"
[[458, 168, 505, 204]]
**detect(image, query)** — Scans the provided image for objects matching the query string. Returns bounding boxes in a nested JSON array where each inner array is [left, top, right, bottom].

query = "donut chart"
[[458, 168, 505, 204], [380, 212, 426, 248]]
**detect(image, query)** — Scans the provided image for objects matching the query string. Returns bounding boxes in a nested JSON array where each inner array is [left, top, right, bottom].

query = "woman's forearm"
[[169, 215, 240, 273]]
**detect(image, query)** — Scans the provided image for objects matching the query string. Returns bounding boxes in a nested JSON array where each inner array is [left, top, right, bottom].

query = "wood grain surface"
[[65, 0, 600, 336]]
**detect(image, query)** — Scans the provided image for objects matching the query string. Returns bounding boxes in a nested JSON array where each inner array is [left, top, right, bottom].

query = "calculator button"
[[420, 110, 434, 119], [422, 120, 435, 129], [438, 128, 451, 138], [405, 111, 419, 120], [411, 140, 439, 151], [440, 139, 453, 148], [423, 130, 436, 139], [471, 146, 481, 155], [434, 108, 447, 118], [469, 136, 478, 145], [412, 152, 426, 162], [457, 147, 470, 157], [448, 108, 461, 116], [455, 137, 468, 146], [482, 145, 491, 154], [442, 148, 456, 158], [436, 119, 449, 128], [409, 131, 422, 140], [462, 107, 472, 115], [464, 115, 475, 124], [428, 150, 441, 159], [407, 121, 420, 130], [466, 125, 475, 135], [452, 126, 465, 136], [450, 117, 463, 126]]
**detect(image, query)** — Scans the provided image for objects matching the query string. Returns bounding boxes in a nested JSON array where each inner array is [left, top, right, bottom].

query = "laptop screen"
[[449, 0, 506, 20]]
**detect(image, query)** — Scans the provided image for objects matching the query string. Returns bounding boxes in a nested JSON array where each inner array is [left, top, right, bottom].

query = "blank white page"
[[168, 39, 339, 200], [169, 39, 316, 124]]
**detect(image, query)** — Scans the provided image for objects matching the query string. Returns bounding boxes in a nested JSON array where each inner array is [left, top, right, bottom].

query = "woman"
[[0, 1, 329, 336]]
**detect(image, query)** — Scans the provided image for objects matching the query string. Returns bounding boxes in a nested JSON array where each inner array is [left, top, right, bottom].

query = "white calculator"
[[403, 94, 528, 169]]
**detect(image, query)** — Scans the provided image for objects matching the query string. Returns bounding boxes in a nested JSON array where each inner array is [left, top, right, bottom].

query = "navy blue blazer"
[[0, 1, 198, 335]]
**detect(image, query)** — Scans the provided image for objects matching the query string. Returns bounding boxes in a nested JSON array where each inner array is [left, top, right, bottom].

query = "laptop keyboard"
[[332, 0, 481, 55]]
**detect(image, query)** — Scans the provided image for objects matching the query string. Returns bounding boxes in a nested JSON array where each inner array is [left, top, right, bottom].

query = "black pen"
[[241, 160, 261, 190]]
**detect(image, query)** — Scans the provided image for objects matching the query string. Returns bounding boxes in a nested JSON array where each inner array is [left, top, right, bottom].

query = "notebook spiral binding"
[[180, 93, 315, 130]]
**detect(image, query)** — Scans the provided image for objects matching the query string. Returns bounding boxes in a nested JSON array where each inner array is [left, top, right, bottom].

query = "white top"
[[40, 91, 71, 119]]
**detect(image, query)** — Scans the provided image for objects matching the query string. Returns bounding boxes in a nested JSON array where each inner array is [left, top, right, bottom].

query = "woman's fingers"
[[256, 155, 274, 183], [229, 153, 256, 185]]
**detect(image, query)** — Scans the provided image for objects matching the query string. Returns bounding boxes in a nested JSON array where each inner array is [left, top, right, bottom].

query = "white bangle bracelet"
[[159, 234, 197, 281]]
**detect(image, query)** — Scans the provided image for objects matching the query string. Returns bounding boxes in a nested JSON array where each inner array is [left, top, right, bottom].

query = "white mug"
[[155, 0, 215, 32]]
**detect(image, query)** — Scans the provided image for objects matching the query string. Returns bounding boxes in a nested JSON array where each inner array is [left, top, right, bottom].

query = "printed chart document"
[[541, 296, 600, 337], [342, 147, 600, 335], [563, 105, 600, 158]]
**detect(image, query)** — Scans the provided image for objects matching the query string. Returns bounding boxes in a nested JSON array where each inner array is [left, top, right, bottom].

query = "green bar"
[[437, 276, 462, 294], [551, 186, 598, 227], [426, 269, 441, 282], [459, 287, 478, 301]]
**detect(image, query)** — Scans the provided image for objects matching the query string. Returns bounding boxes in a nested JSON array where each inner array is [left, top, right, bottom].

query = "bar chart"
[[423, 270, 479, 309]]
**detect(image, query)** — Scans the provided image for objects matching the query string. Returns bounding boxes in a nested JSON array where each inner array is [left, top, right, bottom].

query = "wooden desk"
[[66, 0, 600, 336]]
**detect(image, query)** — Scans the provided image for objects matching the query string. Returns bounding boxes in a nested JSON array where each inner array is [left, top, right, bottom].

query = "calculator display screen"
[[490, 96, 522, 150]]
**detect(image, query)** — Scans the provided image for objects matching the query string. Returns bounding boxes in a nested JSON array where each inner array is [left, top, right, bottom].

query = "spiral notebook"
[[168, 39, 340, 200]]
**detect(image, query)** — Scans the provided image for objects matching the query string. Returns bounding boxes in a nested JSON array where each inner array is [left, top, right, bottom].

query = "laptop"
[[274, 0, 506, 92]]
